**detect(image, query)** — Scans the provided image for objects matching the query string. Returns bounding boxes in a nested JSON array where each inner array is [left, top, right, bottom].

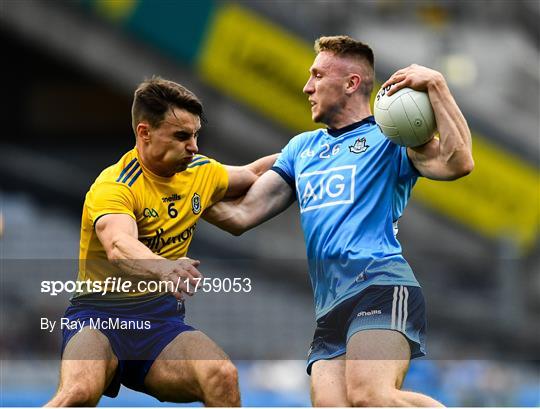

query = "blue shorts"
[[61, 293, 196, 398], [307, 285, 426, 374]]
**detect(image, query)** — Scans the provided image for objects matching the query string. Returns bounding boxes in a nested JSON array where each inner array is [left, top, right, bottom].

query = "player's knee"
[[347, 385, 392, 407], [204, 360, 238, 392], [312, 392, 348, 407], [56, 384, 99, 406]]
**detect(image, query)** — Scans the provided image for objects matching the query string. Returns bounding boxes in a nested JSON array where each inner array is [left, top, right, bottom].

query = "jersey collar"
[[326, 116, 376, 138]]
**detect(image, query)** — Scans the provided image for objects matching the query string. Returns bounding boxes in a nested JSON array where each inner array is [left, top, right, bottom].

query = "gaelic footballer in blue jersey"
[[206, 35, 473, 407]]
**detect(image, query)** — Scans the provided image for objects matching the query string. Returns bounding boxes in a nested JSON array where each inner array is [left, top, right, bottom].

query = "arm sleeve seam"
[[271, 166, 295, 190]]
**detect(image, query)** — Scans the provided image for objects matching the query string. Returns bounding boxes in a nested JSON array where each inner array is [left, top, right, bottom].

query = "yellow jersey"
[[77, 148, 228, 298]]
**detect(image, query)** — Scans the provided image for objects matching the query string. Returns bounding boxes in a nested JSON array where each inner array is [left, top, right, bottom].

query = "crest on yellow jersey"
[[192, 193, 201, 214]]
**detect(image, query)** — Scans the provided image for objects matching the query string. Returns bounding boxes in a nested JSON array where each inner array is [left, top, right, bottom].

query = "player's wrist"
[[139, 258, 168, 281], [427, 72, 446, 92]]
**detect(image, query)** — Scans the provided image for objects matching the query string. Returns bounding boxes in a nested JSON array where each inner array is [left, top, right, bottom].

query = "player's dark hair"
[[131, 77, 205, 134], [315, 35, 375, 98]]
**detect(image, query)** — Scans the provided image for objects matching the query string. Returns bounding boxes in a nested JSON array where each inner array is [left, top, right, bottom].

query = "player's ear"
[[136, 122, 151, 142], [345, 74, 361, 95]]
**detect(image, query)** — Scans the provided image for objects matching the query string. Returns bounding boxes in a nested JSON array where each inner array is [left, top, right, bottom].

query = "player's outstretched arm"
[[95, 213, 201, 298], [383, 64, 474, 181], [203, 170, 295, 235], [224, 153, 279, 198]]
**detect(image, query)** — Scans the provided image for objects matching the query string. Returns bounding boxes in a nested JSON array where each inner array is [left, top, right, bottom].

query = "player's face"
[[145, 108, 200, 175], [303, 51, 349, 127]]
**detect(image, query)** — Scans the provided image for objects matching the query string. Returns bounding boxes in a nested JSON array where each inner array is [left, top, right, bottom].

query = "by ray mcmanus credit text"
[[41, 317, 151, 333]]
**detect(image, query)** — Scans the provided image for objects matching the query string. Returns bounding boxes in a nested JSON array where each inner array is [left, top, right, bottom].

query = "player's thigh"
[[144, 330, 236, 402], [57, 328, 118, 401], [346, 329, 410, 395], [310, 355, 348, 407]]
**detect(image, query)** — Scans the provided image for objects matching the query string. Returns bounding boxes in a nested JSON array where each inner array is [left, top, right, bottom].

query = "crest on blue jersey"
[[349, 137, 369, 154]]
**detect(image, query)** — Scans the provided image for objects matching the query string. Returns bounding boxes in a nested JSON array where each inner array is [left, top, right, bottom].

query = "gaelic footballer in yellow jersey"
[[78, 148, 228, 297], [47, 77, 277, 406]]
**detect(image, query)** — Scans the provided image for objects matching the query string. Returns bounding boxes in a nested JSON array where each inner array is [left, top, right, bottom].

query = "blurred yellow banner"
[[198, 3, 316, 132], [93, 0, 137, 21], [413, 135, 539, 251], [198, 3, 539, 251]]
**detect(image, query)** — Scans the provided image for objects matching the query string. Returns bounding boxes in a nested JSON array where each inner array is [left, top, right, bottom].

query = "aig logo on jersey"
[[191, 193, 201, 214], [297, 165, 355, 213]]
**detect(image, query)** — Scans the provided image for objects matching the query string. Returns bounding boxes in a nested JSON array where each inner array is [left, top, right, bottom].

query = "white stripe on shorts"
[[391, 286, 398, 330], [396, 285, 404, 331], [402, 287, 409, 332]]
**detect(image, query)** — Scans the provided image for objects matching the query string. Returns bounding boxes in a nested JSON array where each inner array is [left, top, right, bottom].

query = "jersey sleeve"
[[86, 181, 137, 226], [272, 140, 297, 189], [397, 146, 421, 181], [207, 159, 229, 206]]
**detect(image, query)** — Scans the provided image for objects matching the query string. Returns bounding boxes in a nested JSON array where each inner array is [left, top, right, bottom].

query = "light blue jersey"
[[273, 116, 421, 319]]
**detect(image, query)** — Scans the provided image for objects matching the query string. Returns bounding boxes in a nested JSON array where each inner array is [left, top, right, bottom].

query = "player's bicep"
[[95, 213, 138, 254], [407, 139, 455, 181], [247, 170, 295, 223]]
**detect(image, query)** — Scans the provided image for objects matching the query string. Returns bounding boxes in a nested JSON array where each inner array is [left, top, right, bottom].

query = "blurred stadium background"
[[1, 0, 539, 406]]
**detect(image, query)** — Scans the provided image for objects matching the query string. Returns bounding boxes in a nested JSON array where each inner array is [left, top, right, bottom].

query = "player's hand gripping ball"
[[374, 85, 436, 147]]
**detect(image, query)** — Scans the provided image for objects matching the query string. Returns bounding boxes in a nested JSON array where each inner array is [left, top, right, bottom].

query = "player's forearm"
[[224, 154, 279, 199], [206, 171, 294, 235], [204, 200, 253, 236], [106, 232, 164, 280], [427, 76, 474, 177], [246, 153, 279, 176]]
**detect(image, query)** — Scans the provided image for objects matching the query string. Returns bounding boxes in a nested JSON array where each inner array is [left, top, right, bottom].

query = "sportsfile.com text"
[[41, 277, 252, 296]]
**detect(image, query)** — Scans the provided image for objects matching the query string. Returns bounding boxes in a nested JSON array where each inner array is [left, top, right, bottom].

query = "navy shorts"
[[307, 285, 426, 374], [61, 293, 196, 398]]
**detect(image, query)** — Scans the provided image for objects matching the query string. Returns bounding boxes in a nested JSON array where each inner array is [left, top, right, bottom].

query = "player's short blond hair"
[[314, 35, 375, 98]]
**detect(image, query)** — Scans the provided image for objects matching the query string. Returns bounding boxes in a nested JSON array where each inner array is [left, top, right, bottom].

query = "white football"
[[373, 85, 436, 147]]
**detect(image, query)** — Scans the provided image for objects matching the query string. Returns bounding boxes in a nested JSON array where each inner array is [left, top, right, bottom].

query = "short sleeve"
[[207, 159, 229, 206], [272, 141, 296, 189], [397, 146, 421, 181], [86, 181, 137, 225]]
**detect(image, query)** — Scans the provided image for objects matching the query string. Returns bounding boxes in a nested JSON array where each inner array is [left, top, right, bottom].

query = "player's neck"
[[327, 117, 368, 130], [326, 109, 372, 130], [136, 147, 176, 179]]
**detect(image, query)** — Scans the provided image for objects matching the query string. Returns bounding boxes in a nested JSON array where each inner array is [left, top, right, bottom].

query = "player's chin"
[[313, 112, 326, 124], [175, 164, 188, 173]]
